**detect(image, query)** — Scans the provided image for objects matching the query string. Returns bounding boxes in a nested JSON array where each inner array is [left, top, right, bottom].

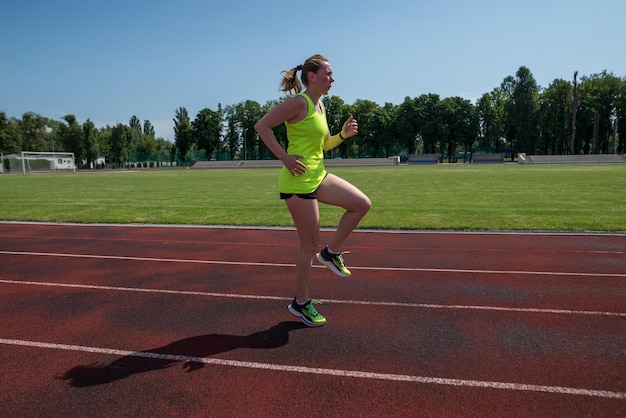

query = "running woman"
[[254, 54, 371, 327]]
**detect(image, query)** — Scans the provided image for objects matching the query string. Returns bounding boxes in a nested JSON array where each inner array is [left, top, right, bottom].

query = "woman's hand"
[[341, 115, 358, 139], [281, 154, 307, 176]]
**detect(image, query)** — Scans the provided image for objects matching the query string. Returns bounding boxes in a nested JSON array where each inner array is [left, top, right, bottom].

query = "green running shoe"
[[316, 246, 351, 277], [288, 298, 326, 327]]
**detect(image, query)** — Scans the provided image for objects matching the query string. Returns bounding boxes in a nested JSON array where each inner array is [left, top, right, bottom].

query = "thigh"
[[316, 173, 370, 210], [285, 196, 320, 246]]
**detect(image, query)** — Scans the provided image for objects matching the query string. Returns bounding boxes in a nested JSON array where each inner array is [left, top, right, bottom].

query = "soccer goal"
[[1, 152, 76, 174]]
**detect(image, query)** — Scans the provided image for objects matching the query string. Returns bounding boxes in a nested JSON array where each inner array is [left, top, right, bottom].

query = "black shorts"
[[280, 191, 317, 200], [279, 173, 327, 200]]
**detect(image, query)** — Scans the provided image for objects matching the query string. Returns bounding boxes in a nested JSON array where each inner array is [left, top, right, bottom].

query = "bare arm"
[[254, 96, 308, 175]]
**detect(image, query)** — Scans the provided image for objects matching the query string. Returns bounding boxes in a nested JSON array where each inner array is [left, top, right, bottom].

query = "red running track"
[[0, 222, 625, 417]]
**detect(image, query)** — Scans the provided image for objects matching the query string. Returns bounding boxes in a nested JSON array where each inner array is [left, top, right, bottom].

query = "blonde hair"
[[280, 54, 329, 94]]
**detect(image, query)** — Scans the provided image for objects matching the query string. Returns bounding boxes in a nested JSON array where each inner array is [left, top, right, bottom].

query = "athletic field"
[[1, 164, 625, 231], [1, 164, 625, 416]]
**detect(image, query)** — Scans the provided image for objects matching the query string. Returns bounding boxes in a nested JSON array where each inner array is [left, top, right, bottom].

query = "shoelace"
[[304, 300, 323, 317], [332, 251, 350, 267]]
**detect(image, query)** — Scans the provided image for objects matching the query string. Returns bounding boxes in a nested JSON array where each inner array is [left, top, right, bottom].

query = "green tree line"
[[1, 67, 624, 168]]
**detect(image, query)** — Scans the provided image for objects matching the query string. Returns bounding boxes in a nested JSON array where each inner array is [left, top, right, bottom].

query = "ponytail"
[[280, 65, 303, 94], [279, 55, 328, 95]]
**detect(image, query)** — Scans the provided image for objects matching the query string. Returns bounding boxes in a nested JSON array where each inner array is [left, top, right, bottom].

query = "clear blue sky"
[[2, 0, 624, 140]]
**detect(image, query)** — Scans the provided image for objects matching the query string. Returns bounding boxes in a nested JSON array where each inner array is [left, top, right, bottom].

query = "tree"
[[82, 119, 99, 168], [143, 120, 155, 139], [129, 115, 142, 133], [500, 76, 517, 160], [511, 66, 539, 155], [415, 94, 442, 156], [192, 107, 222, 160], [537, 79, 572, 155], [126, 117, 159, 161], [393, 97, 421, 155], [476, 89, 506, 153], [96, 126, 112, 163], [136, 135, 157, 156], [125, 116, 142, 159], [0, 112, 22, 154], [239, 100, 263, 159], [351, 99, 379, 157], [569, 71, 580, 154], [20, 112, 49, 152], [173, 107, 193, 165], [155, 137, 174, 163], [370, 103, 396, 157], [439, 96, 479, 160], [59, 114, 85, 164], [4, 65, 623, 163], [616, 79, 626, 154], [110, 123, 133, 167], [578, 71, 622, 154]]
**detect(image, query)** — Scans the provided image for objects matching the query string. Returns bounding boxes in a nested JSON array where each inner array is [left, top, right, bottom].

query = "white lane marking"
[[1, 279, 624, 317], [1, 338, 624, 400], [3, 220, 626, 237], [0, 250, 293, 268], [0, 279, 285, 302], [323, 298, 626, 317], [2, 250, 626, 278], [2, 233, 624, 256]]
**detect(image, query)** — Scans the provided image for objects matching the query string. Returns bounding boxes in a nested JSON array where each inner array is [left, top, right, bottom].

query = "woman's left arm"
[[324, 115, 358, 151]]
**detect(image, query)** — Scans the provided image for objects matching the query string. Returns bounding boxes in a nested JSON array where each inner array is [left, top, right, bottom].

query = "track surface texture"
[[0, 222, 625, 417]]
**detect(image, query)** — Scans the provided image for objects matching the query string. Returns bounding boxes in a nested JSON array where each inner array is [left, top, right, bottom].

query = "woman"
[[254, 54, 371, 327]]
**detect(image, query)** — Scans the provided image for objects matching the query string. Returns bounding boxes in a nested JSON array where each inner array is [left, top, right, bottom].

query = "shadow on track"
[[56, 321, 307, 387]]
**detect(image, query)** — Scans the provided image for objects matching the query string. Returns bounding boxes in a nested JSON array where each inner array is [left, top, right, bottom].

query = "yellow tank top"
[[278, 93, 328, 194]]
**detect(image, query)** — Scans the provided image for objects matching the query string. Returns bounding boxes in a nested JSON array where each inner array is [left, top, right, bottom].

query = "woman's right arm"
[[254, 97, 308, 175]]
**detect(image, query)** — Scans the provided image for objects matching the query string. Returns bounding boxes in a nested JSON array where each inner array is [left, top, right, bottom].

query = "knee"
[[300, 242, 318, 257], [355, 195, 371, 216], [299, 236, 320, 255]]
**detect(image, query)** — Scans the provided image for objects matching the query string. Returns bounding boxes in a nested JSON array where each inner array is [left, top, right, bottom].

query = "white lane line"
[[0, 250, 294, 268], [1, 279, 624, 317], [1, 338, 624, 400], [0, 279, 285, 302], [2, 250, 626, 278], [2, 233, 624, 256], [324, 298, 626, 317], [3, 220, 626, 237]]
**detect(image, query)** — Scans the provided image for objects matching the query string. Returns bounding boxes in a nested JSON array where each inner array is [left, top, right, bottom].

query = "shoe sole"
[[288, 304, 325, 327], [316, 252, 351, 277]]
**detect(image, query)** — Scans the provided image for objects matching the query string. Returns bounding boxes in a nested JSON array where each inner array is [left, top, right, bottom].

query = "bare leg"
[[284, 196, 320, 302], [316, 173, 371, 252]]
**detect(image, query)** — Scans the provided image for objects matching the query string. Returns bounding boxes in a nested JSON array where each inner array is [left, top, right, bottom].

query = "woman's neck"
[[303, 89, 321, 104]]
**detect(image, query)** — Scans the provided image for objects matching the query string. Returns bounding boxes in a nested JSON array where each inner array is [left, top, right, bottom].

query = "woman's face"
[[310, 61, 334, 95]]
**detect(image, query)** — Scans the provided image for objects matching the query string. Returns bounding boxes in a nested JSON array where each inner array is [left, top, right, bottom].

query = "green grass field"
[[2, 164, 625, 231]]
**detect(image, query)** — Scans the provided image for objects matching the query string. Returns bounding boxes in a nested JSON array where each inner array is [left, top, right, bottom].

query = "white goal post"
[[4, 152, 77, 174]]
